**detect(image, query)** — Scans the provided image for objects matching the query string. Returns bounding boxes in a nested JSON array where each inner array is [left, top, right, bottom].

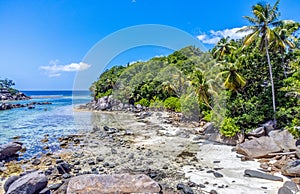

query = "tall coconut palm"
[[240, 0, 281, 122]]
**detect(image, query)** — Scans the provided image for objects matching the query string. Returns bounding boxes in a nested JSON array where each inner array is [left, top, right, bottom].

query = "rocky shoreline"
[[0, 91, 30, 101], [1, 99, 300, 193]]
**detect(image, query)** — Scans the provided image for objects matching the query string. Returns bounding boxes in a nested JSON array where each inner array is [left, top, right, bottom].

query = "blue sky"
[[0, 0, 299, 90]]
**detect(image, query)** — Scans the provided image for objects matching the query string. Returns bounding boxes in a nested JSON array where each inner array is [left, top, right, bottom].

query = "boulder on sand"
[[0, 142, 22, 160], [236, 130, 296, 158], [66, 173, 161, 193]]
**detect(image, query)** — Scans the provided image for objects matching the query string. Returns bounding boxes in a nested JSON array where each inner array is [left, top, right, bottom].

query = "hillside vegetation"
[[91, 1, 300, 137]]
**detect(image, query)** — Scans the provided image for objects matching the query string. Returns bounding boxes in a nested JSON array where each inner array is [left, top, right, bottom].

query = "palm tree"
[[271, 20, 300, 77], [189, 69, 212, 109], [240, 0, 281, 122], [216, 56, 247, 92], [213, 37, 237, 60]]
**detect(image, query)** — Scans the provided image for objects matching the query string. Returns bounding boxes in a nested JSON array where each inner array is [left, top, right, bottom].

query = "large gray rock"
[[269, 130, 296, 151], [0, 142, 22, 159], [66, 174, 161, 194], [282, 160, 300, 176], [236, 136, 281, 158], [236, 130, 296, 158], [6, 171, 48, 194], [244, 170, 283, 181]]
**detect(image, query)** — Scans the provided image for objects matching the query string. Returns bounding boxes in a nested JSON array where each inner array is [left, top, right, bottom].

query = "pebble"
[[31, 159, 41, 165], [56, 159, 64, 164], [213, 172, 224, 178], [96, 156, 104, 162], [88, 159, 95, 165], [128, 153, 134, 159]]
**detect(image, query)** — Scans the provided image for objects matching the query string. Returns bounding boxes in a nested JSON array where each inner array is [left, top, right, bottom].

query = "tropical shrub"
[[164, 97, 181, 112]]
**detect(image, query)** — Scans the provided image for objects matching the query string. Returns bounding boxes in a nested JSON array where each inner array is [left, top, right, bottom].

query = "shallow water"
[[0, 91, 94, 159]]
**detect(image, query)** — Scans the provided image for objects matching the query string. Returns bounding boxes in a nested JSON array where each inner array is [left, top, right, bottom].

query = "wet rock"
[[31, 158, 41, 165], [244, 170, 283, 181], [57, 162, 72, 174], [0, 142, 22, 160], [6, 171, 48, 194], [177, 183, 194, 194], [67, 173, 160, 193], [282, 160, 300, 176]]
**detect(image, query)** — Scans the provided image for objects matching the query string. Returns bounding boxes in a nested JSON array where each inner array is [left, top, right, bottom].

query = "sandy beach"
[[0, 110, 291, 193]]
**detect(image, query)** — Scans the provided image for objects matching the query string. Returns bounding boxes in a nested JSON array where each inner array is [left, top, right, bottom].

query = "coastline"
[[0, 109, 291, 193]]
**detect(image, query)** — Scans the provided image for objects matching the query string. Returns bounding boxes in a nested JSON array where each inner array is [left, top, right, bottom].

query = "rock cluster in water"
[[0, 90, 30, 101], [0, 101, 52, 111]]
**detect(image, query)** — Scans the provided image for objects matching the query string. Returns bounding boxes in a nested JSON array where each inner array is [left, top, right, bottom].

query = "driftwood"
[[267, 151, 296, 156]]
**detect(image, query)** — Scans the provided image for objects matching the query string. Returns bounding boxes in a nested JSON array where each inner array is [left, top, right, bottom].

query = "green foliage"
[[0, 78, 18, 94], [149, 97, 164, 109], [287, 118, 300, 138], [135, 98, 150, 107], [0, 78, 15, 90], [220, 117, 241, 137], [164, 97, 181, 112]]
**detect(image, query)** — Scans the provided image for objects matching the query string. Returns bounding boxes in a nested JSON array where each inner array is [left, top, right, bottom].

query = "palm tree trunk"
[[281, 50, 287, 78], [265, 38, 277, 123]]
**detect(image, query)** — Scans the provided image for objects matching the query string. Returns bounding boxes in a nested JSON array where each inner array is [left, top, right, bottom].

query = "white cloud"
[[197, 26, 251, 45], [40, 61, 91, 77]]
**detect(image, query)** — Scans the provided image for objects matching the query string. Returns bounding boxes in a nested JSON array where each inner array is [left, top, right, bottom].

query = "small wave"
[[30, 95, 64, 99]]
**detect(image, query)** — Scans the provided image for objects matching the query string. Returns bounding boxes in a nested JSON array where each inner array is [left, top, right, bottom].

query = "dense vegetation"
[[91, 0, 299, 137], [0, 78, 17, 94]]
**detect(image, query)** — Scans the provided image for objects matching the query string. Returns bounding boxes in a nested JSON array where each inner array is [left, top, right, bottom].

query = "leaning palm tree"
[[240, 0, 281, 122]]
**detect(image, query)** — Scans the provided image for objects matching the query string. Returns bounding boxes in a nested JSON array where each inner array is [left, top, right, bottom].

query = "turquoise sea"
[[0, 91, 93, 159]]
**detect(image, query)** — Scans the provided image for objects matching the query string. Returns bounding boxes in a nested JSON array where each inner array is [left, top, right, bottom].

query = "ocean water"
[[0, 91, 93, 159]]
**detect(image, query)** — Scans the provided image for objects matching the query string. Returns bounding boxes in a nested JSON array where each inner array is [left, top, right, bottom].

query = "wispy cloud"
[[197, 26, 251, 44], [40, 60, 91, 77]]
